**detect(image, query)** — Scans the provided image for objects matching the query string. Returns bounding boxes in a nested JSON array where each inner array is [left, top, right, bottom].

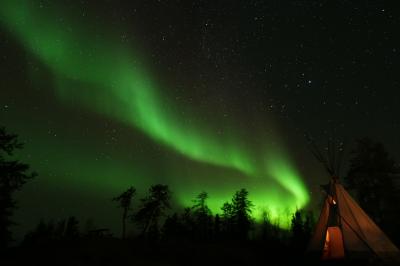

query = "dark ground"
[[1, 238, 394, 266]]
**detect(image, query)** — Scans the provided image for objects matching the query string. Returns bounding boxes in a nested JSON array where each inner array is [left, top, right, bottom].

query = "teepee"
[[306, 139, 400, 263]]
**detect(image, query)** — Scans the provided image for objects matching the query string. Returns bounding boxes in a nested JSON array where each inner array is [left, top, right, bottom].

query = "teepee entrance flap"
[[322, 226, 345, 260]]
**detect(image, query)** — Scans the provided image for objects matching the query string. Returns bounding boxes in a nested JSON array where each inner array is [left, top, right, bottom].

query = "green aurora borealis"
[[0, 1, 310, 229]]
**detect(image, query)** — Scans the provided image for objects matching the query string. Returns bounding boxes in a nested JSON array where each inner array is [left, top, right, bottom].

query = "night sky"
[[1, 1, 399, 238]]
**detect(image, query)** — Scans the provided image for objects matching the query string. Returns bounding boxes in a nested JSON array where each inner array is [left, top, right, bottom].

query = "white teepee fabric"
[[308, 181, 400, 263]]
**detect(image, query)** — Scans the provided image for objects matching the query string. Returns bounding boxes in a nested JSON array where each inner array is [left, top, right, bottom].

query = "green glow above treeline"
[[0, 1, 309, 227]]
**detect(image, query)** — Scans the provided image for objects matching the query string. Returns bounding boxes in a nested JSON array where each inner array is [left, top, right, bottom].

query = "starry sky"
[[1, 1, 399, 238]]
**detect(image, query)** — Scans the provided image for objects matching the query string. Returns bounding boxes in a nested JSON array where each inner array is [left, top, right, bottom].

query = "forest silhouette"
[[1, 125, 400, 265]]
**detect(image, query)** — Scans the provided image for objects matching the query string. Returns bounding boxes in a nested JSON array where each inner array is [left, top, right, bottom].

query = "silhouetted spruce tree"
[[180, 207, 195, 240], [112, 186, 136, 239], [162, 213, 182, 241], [290, 210, 308, 251], [345, 138, 400, 230], [303, 210, 314, 242], [54, 218, 67, 239], [260, 209, 273, 241], [64, 216, 79, 240], [231, 188, 254, 240], [134, 184, 171, 239], [221, 201, 234, 237], [191, 191, 212, 240], [214, 214, 221, 240], [0, 126, 36, 248]]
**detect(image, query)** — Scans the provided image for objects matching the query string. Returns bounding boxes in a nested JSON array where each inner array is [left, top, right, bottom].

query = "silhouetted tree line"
[[112, 186, 260, 243], [23, 216, 80, 246], [159, 189, 258, 243], [1, 125, 400, 256], [22, 186, 314, 249], [109, 184, 318, 249]]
